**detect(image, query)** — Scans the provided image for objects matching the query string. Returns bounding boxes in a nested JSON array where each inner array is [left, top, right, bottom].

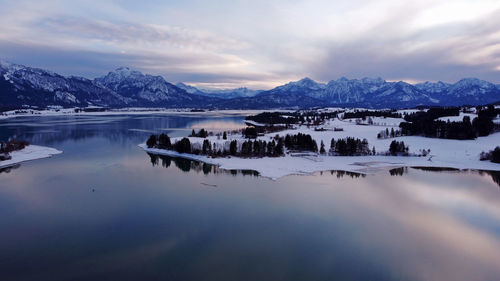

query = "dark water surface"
[[1, 114, 500, 281]]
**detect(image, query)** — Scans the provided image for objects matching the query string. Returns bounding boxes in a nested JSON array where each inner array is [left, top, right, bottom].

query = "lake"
[[1, 113, 500, 281]]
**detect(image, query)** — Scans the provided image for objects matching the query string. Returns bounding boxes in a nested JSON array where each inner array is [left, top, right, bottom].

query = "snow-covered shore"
[[139, 117, 500, 179], [0, 108, 288, 119], [0, 145, 62, 169]]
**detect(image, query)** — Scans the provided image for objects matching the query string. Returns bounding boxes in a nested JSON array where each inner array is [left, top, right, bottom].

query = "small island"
[[140, 106, 500, 179], [0, 140, 62, 170]]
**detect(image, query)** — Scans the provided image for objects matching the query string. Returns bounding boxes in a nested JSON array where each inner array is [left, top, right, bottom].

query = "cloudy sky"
[[1, 0, 499, 89]]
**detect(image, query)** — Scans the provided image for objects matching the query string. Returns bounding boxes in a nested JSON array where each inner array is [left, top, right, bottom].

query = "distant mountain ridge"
[[1, 60, 499, 109], [176, 83, 261, 99]]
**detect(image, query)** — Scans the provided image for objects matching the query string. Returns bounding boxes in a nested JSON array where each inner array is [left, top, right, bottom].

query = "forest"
[[329, 137, 371, 156], [400, 106, 499, 139]]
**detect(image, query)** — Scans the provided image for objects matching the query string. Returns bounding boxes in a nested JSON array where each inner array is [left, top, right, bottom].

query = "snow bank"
[[0, 145, 62, 169]]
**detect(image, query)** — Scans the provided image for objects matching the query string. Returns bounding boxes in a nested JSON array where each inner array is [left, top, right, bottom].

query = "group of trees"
[[0, 139, 29, 161], [329, 137, 371, 156], [480, 147, 500, 164], [246, 112, 299, 124], [284, 133, 318, 152], [377, 127, 402, 139], [244, 127, 258, 138], [343, 110, 402, 120], [146, 133, 285, 157], [389, 141, 409, 156], [0, 139, 29, 154], [400, 106, 499, 140], [206, 139, 284, 157], [190, 128, 209, 138], [245, 111, 340, 126], [238, 139, 284, 157]]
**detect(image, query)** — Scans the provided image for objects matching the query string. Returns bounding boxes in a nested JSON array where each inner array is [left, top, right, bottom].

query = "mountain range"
[[1, 60, 499, 109]]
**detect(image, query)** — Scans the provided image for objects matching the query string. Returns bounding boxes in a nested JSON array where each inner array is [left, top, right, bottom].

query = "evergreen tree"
[[229, 140, 238, 155], [202, 139, 211, 154], [158, 133, 171, 149], [320, 140, 326, 154], [275, 138, 284, 156], [389, 140, 408, 156], [223, 131, 227, 140], [174, 138, 192, 153], [146, 134, 157, 148], [492, 147, 500, 163]]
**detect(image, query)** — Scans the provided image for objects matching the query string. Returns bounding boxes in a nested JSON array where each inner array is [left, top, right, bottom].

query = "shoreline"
[[139, 144, 500, 180], [0, 145, 63, 169], [0, 108, 292, 120]]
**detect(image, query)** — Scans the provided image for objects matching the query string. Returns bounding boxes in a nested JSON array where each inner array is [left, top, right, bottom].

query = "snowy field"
[[437, 112, 477, 122], [140, 117, 500, 179], [0, 145, 62, 169]]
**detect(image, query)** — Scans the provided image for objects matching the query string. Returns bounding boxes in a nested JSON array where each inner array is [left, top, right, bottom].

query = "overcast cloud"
[[0, 0, 499, 89]]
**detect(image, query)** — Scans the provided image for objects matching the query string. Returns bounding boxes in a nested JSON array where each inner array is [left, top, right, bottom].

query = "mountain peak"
[[110, 66, 143, 78], [454, 77, 494, 89], [294, 77, 324, 88]]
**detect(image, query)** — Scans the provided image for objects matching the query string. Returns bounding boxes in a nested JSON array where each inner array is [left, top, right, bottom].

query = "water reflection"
[[0, 164, 20, 174], [148, 153, 259, 177], [413, 167, 500, 187], [1, 114, 500, 281], [480, 170, 500, 187], [0, 114, 246, 146], [328, 170, 366, 178], [389, 167, 408, 176]]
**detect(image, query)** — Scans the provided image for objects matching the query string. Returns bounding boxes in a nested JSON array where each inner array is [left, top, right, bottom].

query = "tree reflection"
[[389, 167, 408, 176], [413, 167, 500, 187], [329, 170, 365, 178], [479, 170, 500, 187], [0, 164, 20, 174], [147, 153, 259, 177]]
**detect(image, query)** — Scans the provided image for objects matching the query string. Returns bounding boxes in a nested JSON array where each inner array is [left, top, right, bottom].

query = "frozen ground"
[[0, 145, 62, 169], [140, 117, 500, 179]]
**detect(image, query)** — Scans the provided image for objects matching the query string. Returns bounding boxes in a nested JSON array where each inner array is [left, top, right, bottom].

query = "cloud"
[[306, 8, 500, 83], [39, 17, 249, 51], [0, 0, 499, 88]]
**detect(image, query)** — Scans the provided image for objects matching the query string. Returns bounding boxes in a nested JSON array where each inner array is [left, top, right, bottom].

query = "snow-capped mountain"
[[1, 60, 499, 109], [0, 60, 125, 108], [223, 76, 500, 108], [176, 83, 261, 99], [94, 67, 217, 107], [311, 77, 385, 104], [260, 77, 326, 97]]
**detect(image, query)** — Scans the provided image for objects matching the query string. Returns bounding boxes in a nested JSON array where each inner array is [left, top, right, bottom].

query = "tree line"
[[329, 137, 371, 156], [146, 133, 285, 157], [284, 133, 318, 152], [246, 111, 340, 126], [343, 110, 402, 120], [400, 106, 499, 140]]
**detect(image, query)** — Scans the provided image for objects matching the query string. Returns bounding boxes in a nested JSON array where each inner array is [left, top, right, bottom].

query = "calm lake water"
[[1, 113, 500, 281]]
